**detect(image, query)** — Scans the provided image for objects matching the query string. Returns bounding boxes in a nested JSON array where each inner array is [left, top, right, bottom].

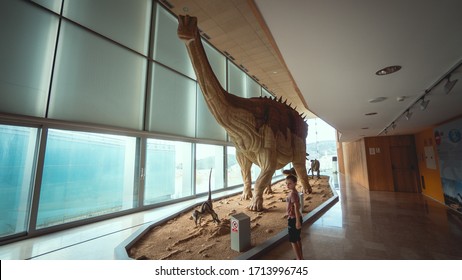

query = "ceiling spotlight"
[[420, 98, 430, 110], [444, 75, 458, 94], [405, 110, 413, 120], [368, 97, 387, 103], [375, 65, 402, 76], [391, 122, 397, 130]]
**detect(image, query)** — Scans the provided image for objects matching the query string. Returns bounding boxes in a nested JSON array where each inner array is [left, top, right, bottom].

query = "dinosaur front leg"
[[293, 162, 312, 194], [236, 151, 252, 200]]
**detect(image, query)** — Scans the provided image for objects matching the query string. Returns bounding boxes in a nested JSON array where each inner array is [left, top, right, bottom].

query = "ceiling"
[[164, 0, 462, 142]]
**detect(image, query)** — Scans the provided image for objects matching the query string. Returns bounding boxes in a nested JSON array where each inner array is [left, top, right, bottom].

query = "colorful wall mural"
[[434, 117, 462, 214]]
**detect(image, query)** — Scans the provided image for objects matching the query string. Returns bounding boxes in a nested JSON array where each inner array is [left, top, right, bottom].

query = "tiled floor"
[[1, 173, 461, 260], [259, 174, 462, 260]]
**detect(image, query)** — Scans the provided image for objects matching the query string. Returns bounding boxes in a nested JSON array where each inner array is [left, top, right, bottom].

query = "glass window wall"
[[0, 125, 38, 238], [36, 129, 137, 228], [195, 144, 224, 194], [48, 21, 146, 130], [152, 5, 195, 79], [62, 0, 151, 55], [144, 139, 192, 204], [148, 63, 196, 137], [0, 0, 58, 117]]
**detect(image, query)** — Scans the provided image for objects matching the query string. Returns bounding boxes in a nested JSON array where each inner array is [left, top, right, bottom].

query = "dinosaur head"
[[177, 15, 200, 43]]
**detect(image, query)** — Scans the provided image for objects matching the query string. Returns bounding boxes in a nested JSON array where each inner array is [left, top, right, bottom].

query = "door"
[[390, 146, 420, 193]]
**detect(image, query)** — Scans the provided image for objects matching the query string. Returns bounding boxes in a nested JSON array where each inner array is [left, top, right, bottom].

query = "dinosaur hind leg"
[[249, 167, 275, 211]]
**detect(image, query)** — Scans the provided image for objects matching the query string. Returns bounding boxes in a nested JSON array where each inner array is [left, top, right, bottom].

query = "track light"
[[444, 75, 458, 94], [420, 98, 430, 110], [391, 122, 396, 130], [405, 110, 413, 120]]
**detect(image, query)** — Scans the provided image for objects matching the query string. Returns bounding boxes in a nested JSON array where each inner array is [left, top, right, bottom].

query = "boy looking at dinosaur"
[[285, 174, 304, 260]]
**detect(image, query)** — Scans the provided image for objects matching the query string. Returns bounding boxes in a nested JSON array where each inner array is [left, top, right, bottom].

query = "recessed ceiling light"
[[368, 97, 387, 103], [365, 112, 377, 116], [361, 127, 369, 130], [375, 65, 402, 75]]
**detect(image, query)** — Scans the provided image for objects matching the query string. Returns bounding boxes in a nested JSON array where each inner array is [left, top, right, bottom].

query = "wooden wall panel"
[[364, 137, 394, 191], [342, 139, 369, 189]]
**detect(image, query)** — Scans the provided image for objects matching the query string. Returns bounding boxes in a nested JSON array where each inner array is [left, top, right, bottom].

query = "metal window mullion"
[[27, 126, 49, 236]]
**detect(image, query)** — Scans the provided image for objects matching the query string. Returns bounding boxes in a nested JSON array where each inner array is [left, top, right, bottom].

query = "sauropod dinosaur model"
[[178, 15, 312, 211], [191, 169, 220, 226]]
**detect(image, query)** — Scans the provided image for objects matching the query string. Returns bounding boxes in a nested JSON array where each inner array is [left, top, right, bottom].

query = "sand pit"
[[128, 176, 333, 260]]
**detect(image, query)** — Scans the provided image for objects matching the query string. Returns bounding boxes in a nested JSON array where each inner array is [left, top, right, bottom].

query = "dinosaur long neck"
[[184, 32, 230, 126]]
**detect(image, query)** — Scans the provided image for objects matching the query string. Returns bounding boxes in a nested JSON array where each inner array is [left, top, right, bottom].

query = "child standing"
[[285, 174, 304, 260]]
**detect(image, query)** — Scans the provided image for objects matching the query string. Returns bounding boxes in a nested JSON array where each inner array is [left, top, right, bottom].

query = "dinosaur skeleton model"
[[191, 169, 220, 226], [178, 15, 312, 211]]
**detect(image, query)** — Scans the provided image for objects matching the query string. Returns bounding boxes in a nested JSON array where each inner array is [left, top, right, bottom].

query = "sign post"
[[230, 212, 250, 252]]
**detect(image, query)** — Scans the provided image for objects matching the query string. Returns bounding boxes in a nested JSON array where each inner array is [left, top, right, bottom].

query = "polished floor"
[[1, 173, 462, 260], [260, 174, 462, 260]]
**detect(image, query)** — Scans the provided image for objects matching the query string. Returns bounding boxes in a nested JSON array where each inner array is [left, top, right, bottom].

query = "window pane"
[[0, 0, 58, 117], [144, 139, 192, 204], [203, 40, 226, 88], [148, 63, 196, 137], [196, 87, 227, 141], [226, 146, 261, 187], [0, 125, 37, 238], [31, 0, 62, 13], [246, 75, 261, 98], [37, 129, 137, 228], [228, 63, 246, 98], [196, 144, 224, 194], [306, 118, 337, 173], [262, 88, 273, 99], [196, 40, 227, 141], [153, 5, 195, 79], [226, 146, 242, 187], [48, 22, 146, 130], [63, 0, 151, 55]]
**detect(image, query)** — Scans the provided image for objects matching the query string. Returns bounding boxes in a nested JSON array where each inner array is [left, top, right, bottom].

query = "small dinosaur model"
[[178, 15, 312, 211], [308, 159, 320, 179], [191, 169, 220, 226]]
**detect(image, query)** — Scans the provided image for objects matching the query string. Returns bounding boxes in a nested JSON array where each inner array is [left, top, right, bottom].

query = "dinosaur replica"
[[191, 169, 220, 226], [308, 159, 321, 179], [177, 15, 312, 211]]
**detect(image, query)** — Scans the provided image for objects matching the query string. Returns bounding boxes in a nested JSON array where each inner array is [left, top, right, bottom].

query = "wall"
[[342, 139, 369, 189], [414, 128, 445, 203]]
